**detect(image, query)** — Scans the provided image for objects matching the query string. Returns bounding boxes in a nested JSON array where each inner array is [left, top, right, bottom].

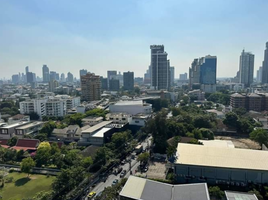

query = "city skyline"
[[1, 0, 268, 79]]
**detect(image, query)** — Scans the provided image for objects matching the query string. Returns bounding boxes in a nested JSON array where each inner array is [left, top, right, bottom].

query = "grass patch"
[[0, 172, 55, 200]]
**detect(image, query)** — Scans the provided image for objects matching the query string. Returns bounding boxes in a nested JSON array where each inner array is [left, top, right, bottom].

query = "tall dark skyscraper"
[[12, 74, 19, 84], [262, 42, 268, 84], [239, 49, 254, 87], [42, 65, 50, 82], [26, 72, 34, 83], [150, 45, 170, 90], [123, 71, 134, 90], [25, 66, 29, 82]]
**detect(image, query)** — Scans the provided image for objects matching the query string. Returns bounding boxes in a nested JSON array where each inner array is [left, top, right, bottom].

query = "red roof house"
[[12, 139, 40, 151]]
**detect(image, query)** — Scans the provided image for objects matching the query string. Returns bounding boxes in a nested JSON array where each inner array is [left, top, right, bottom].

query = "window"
[[135, 121, 140, 123]]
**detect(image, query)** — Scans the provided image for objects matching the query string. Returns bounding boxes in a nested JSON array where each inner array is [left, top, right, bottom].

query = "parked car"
[[112, 179, 119, 186], [120, 170, 126, 178]]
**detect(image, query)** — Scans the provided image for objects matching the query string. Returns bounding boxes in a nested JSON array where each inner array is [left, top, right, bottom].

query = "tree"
[[52, 166, 85, 193], [39, 121, 56, 137], [223, 112, 238, 128], [21, 157, 35, 177], [209, 186, 224, 199], [38, 141, 51, 150], [82, 156, 93, 168], [28, 112, 40, 120], [64, 113, 84, 127], [199, 128, 214, 140], [32, 191, 52, 200], [137, 152, 149, 164], [111, 131, 131, 150], [7, 136, 18, 147], [35, 142, 51, 167], [237, 118, 254, 134], [233, 107, 247, 116], [34, 133, 48, 142], [250, 129, 268, 146]]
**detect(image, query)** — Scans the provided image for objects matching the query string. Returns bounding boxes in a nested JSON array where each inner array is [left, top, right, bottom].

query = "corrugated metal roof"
[[225, 191, 258, 200], [176, 143, 268, 171], [119, 176, 210, 200], [199, 140, 235, 148]]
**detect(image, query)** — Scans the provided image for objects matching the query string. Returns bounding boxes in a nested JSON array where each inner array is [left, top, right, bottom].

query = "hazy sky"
[[0, 0, 268, 79]]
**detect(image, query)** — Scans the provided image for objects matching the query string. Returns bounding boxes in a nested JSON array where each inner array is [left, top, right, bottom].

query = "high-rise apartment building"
[[81, 73, 101, 101], [80, 69, 88, 77], [189, 55, 217, 93], [67, 72, 74, 83], [107, 70, 117, 87], [150, 45, 170, 90], [262, 42, 268, 84], [257, 66, 263, 83], [170, 66, 175, 86], [123, 71, 134, 90], [239, 50, 254, 87], [42, 65, 50, 82]]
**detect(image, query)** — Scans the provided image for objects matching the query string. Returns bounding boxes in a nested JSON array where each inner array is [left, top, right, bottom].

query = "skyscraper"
[[81, 73, 101, 101], [26, 72, 34, 83], [200, 56, 217, 85], [107, 71, 117, 81], [80, 69, 88, 77], [109, 78, 120, 91], [25, 66, 29, 74], [60, 73, 65, 82], [123, 71, 134, 90], [179, 73, 187, 80], [100, 77, 108, 90], [189, 55, 217, 93], [262, 42, 268, 84], [150, 45, 170, 90], [50, 71, 57, 81], [42, 65, 50, 82], [12, 74, 19, 84], [67, 72, 74, 83], [257, 66, 263, 83], [144, 65, 152, 84], [170, 66, 175, 86], [239, 49, 254, 87], [25, 66, 29, 82]]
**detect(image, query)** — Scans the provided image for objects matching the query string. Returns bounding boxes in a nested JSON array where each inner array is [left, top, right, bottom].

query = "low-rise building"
[[15, 121, 44, 138], [106, 113, 131, 124], [82, 116, 103, 126], [175, 143, 268, 185], [0, 121, 31, 139], [109, 100, 152, 115], [51, 125, 82, 142], [119, 176, 210, 200]]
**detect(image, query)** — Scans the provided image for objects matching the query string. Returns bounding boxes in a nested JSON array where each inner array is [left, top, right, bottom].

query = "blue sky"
[[0, 0, 268, 79]]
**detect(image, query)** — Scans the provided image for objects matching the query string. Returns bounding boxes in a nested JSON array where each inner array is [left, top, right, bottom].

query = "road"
[[84, 136, 152, 200]]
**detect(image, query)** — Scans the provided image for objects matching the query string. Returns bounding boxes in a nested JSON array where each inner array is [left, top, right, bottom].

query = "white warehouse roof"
[[176, 143, 268, 171]]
